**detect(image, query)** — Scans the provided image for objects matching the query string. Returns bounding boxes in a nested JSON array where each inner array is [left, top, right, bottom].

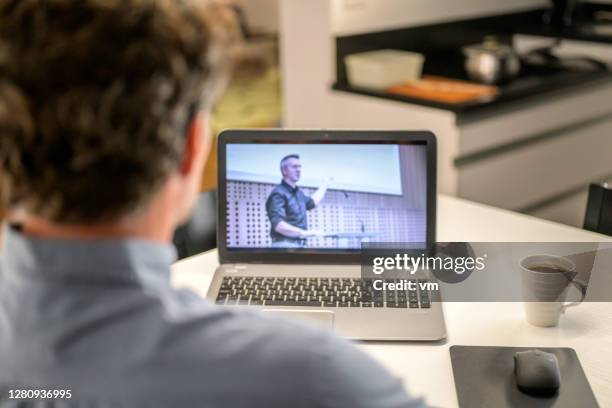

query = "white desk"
[[171, 195, 612, 408]]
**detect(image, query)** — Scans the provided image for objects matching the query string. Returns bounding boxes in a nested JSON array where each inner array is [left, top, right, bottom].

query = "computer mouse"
[[514, 350, 561, 396]]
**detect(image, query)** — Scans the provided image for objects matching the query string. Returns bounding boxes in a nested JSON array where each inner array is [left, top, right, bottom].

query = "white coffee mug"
[[520, 255, 587, 327]]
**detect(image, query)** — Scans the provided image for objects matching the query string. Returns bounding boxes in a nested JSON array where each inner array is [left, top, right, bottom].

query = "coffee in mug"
[[519, 255, 586, 327]]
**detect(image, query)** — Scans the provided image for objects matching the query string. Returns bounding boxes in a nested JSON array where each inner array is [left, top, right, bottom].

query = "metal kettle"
[[462, 36, 521, 84]]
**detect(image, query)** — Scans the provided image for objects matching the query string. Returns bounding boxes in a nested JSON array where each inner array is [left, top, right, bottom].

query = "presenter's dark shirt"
[[266, 180, 315, 242]]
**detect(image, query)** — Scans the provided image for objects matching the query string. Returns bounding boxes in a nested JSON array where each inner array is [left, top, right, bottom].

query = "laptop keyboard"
[[214, 276, 431, 309]]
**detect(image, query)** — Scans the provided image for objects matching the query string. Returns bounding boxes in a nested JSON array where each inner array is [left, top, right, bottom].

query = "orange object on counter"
[[387, 75, 499, 104]]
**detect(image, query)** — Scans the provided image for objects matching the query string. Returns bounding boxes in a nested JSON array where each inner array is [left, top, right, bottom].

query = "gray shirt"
[[0, 225, 426, 407]]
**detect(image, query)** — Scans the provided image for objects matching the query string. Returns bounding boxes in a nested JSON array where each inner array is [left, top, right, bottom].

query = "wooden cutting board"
[[387, 75, 499, 104]]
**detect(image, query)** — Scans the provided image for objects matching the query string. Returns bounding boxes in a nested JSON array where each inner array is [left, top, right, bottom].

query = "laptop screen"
[[223, 140, 428, 251]]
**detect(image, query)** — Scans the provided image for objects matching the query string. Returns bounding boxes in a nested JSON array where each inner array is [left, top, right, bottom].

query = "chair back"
[[173, 190, 217, 260], [584, 183, 612, 236]]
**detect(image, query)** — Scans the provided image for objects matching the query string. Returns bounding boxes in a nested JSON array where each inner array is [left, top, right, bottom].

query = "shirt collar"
[[281, 179, 298, 193], [1, 224, 177, 290]]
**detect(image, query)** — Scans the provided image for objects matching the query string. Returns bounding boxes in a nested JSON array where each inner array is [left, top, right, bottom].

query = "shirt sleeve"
[[266, 192, 287, 230], [306, 196, 316, 211], [311, 334, 429, 408]]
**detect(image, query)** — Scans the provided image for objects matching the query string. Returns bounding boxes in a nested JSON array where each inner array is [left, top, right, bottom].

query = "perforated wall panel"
[[226, 181, 426, 248]]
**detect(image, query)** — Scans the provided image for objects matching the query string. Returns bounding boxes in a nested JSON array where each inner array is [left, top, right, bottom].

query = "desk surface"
[[171, 195, 612, 408]]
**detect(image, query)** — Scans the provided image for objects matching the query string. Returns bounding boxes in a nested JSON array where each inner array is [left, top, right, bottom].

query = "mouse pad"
[[450, 346, 598, 408]]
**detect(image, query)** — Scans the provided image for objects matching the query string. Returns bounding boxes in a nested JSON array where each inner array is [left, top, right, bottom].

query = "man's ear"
[[180, 111, 210, 176]]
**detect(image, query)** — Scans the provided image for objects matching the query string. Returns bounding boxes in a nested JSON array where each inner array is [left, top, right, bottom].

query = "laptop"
[[206, 130, 446, 341]]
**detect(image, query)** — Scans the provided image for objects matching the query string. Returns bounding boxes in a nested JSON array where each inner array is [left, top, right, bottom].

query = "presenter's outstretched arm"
[[275, 221, 322, 239], [311, 177, 333, 206]]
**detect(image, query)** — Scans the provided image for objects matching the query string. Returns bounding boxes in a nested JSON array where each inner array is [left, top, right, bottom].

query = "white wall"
[[280, 0, 335, 126], [331, 0, 548, 35]]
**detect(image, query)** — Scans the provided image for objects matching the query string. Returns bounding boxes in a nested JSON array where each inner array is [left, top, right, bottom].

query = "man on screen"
[[266, 154, 331, 247]]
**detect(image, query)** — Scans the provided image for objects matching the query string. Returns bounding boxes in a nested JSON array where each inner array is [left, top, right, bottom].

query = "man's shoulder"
[[152, 294, 331, 364], [297, 188, 311, 199], [267, 184, 288, 201], [155, 303, 423, 408], [269, 183, 287, 195], [142, 301, 334, 400], [162, 301, 330, 360]]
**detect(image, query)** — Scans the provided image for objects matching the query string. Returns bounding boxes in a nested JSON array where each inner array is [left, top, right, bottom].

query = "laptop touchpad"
[[263, 309, 334, 329]]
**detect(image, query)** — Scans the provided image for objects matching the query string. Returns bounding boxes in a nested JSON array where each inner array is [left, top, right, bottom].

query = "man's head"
[[0, 0, 238, 236], [280, 154, 301, 185]]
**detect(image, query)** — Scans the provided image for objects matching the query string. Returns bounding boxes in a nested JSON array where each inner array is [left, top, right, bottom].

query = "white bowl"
[[345, 49, 424, 90]]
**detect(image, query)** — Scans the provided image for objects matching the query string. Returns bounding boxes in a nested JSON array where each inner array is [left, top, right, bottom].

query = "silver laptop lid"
[[217, 130, 436, 264]]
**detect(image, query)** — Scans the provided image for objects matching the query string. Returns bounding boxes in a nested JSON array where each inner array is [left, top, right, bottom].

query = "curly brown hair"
[[0, 0, 238, 223]]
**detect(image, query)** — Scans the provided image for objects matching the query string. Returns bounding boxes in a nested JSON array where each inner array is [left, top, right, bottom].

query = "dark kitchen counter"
[[332, 8, 612, 123], [333, 62, 612, 123]]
